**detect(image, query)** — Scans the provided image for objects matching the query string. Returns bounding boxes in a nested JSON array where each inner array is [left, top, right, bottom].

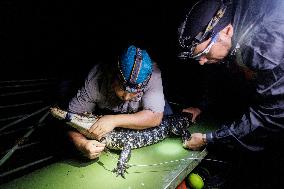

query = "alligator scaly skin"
[[50, 107, 193, 178]]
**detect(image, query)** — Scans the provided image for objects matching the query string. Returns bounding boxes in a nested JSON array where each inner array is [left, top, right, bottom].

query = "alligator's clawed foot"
[[113, 163, 129, 178]]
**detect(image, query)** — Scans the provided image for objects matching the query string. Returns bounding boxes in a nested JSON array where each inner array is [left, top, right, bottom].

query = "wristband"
[[202, 134, 207, 144]]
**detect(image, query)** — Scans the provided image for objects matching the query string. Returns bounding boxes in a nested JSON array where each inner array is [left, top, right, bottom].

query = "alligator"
[[49, 107, 193, 178]]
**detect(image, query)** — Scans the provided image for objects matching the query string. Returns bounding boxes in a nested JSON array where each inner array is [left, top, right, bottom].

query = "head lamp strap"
[[195, 3, 227, 43], [129, 48, 142, 84], [178, 1, 200, 49], [117, 61, 127, 83]]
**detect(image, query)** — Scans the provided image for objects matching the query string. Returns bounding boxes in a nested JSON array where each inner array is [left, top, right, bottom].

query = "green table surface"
[[1, 119, 219, 189]]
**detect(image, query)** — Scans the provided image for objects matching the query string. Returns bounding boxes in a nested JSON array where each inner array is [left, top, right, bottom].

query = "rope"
[[103, 148, 228, 169]]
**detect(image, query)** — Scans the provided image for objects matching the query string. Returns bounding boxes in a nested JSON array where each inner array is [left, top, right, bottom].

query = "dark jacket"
[[206, 0, 284, 151]]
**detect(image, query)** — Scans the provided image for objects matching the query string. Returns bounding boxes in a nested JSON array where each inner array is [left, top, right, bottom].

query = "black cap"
[[178, 0, 233, 58]]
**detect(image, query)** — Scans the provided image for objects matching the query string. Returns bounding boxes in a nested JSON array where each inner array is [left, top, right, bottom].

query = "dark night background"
[[0, 0, 245, 114], [0, 0, 202, 104], [0, 0, 191, 78], [2, 0, 228, 115]]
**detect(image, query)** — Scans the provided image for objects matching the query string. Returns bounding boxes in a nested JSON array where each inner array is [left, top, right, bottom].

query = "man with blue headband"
[[66, 45, 166, 159], [178, 0, 284, 152]]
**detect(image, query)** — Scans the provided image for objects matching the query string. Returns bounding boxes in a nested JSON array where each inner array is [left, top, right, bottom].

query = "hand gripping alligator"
[[49, 107, 193, 178]]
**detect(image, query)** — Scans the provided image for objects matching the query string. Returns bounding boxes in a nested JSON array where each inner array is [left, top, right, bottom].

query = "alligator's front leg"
[[113, 144, 131, 178], [181, 128, 191, 148], [169, 113, 192, 148]]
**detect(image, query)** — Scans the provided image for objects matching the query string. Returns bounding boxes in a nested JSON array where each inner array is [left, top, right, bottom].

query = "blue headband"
[[118, 45, 152, 93]]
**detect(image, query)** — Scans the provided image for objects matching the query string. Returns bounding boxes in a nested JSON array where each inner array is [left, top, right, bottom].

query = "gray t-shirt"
[[68, 63, 165, 114]]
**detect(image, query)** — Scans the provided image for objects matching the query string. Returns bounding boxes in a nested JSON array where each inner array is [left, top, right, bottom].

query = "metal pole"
[[0, 89, 44, 97], [0, 126, 34, 137], [0, 128, 36, 167], [0, 78, 57, 84], [0, 156, 54, 178], [0, 105, 50, 132], [0, 111, 50, 167], [0, 82, 55, 89], [0, 101, 43, 109]]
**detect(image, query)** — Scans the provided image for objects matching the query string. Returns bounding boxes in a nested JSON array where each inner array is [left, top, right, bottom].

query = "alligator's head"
[[50, 106, 67, 120]]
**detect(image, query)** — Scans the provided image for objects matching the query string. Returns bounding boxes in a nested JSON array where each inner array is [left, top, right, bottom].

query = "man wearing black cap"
[[178, 0, 284, 152]]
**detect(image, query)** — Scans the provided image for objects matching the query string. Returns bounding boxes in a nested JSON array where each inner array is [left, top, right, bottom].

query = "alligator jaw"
[[50, 107, 67, 120]]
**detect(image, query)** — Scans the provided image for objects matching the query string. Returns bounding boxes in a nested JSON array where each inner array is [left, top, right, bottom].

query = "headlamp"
[[178, 0, 227, 59]]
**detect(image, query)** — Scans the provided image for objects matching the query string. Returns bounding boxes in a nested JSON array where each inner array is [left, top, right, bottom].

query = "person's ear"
[[221, 24, 233, 38]]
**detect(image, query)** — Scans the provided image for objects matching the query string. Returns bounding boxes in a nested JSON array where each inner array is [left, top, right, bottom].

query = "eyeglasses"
[[190, 32, 219, 61]]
